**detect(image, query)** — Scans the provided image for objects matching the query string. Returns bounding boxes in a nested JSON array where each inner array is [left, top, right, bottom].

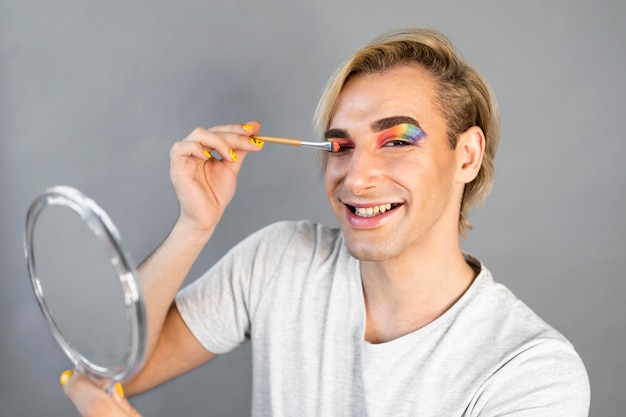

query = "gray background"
[[1, 0, 624, 416]]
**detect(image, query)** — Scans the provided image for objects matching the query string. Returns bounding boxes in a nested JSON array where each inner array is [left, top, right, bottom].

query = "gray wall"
[[2, 0, 624, 416]]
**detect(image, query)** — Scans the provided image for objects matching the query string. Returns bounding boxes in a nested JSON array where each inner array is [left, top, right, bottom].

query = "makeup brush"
[[251, 136, 340, 152]]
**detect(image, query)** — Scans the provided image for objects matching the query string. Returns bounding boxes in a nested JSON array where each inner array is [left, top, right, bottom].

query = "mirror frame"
[[25, 186, 147, 385]]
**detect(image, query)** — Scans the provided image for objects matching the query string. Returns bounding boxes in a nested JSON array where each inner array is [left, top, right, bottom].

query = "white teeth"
[[354, 203, 393, 218]]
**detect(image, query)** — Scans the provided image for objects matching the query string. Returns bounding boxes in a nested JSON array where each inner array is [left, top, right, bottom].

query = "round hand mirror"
[[24, 186, 147, 391]]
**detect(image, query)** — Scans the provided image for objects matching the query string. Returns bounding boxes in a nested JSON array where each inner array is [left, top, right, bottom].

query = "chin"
[[344, 240, 399, 262]]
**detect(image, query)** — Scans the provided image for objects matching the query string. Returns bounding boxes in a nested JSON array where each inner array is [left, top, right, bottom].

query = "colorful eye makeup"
[[377, 123, 426, 145], [324, 121, 427, 152]]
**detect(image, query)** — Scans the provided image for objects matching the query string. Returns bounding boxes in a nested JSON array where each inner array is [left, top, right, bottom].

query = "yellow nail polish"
[[250, 138, 264, 147], [203, 149, 212, 159], [229, 149, 238, 161], [114, 383, 125, 398], [242, 124, 254, 131], [59, 370, 73, 386]]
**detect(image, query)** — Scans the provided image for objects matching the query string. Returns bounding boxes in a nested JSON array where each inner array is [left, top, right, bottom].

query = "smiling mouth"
[[348, 203, 401, 218]]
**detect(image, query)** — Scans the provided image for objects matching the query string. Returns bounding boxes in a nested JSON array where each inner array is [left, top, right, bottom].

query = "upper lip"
[[340, 200, 402, 208]]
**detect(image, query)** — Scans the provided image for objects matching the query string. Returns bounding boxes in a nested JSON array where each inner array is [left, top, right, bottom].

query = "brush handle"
[[251, 136, 302, 147], [251, 136, 333, 152]]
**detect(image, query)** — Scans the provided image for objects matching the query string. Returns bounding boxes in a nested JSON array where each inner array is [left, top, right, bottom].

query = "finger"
[[171, 139, 241, 165], [170, 140, 213, 162], [208, 120, 262, 136], [181, 128, 232, 160], [62, 371, 135, 417], [205, 121, 265, 154], [198, 127, 265, 154], [179, 128, 263, 162]]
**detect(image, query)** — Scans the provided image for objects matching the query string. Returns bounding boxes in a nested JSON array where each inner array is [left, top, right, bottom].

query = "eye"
[[328, 139, 354, 153], [336, 144, 355, 152], [383, 139, 413, 147]]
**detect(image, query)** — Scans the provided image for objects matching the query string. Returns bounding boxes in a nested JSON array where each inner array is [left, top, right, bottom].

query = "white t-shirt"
[[176, 221, 590, 416]]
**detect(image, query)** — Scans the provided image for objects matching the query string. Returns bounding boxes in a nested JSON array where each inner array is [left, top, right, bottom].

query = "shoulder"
[[464, 258, 574, 348], [471, 337, 590, 416], [452, 260, 585, 369], [461, 258, 590, 415]]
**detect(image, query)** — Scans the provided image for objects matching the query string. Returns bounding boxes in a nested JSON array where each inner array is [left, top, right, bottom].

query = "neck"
[[360, 236, 476, 344]]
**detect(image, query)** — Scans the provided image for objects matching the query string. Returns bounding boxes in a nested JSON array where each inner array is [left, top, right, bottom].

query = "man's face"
[[325, 65, 466, 262]]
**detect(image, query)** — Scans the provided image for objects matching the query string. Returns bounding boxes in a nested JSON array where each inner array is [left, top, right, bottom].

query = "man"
[[65, 28, 590, 416]]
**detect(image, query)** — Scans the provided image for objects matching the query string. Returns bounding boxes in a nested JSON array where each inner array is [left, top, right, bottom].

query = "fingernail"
[[203, 149, 212, 159], [59, 370, 73, 386], [250, 138, 264, 147], [114, 383, 125, 398], [242, 124, 254, 131], [229, 149, 238, 161]]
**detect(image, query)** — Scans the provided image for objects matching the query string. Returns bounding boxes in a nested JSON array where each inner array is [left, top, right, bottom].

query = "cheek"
[[384, 157, 427, 183], [324, 161, 339, 205], [324, 158, 345, 188], [384, 156, 451, 199]]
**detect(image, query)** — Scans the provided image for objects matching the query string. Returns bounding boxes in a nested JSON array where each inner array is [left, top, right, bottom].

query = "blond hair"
[[314, 28, 501, 236]]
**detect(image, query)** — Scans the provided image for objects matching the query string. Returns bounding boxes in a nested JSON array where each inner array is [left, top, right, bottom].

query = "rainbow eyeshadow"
[[378, 123, 426, 145]]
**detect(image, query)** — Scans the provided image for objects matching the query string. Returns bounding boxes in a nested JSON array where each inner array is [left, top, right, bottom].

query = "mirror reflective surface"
[[25, 186, 146, 386]]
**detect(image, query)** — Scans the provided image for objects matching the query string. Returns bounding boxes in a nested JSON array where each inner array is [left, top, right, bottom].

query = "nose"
[[342, 147, 383, 195]]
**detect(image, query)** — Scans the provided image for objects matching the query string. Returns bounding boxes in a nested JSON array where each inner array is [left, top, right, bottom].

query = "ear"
[[456, 126, 485, 184]]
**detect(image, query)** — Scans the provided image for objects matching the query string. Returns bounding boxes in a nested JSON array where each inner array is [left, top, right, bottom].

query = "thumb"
[[112, 384, 142, 417]]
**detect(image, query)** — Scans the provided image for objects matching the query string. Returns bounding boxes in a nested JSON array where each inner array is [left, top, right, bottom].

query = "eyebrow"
[[324, 128, 349, 140], [324, 115, 423, 139], [372, 116, 422, 132]]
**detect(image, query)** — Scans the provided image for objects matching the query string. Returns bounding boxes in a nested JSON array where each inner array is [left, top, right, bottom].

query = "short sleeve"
[[175, 221, 301, 354]]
